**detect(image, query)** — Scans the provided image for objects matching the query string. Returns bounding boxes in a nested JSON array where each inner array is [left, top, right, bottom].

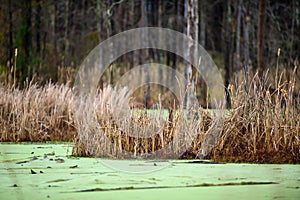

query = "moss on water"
[[0, 143, 299, 200]]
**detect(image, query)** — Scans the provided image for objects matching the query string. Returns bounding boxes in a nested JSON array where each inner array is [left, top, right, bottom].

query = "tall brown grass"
[[0, 69, 299, 163], [0, 83, 76, 141], [72, 86, 204, 158], [211, 70, 300, 163]]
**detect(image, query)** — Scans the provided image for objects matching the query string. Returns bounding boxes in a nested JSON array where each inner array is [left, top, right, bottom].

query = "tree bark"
[[200, 0, 206, 47], [199, 0, 206, 107], [64, 0, 69, 67], [35, 0, 41, 77], [158, 0, 164, 94], [243, 3, 250, 92], [223, 0, 232, 108], [139, 0, 150, 108], [21, 0, 32, 83], [257, 0, 266, 78], [235, 0, 243, 87], [7, 0, 13, 86], [184, 0, 198, 109], [35, 0, 41, 55]]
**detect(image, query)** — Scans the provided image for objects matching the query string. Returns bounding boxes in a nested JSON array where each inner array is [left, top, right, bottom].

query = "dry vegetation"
[[0, 69, 299, 163], [72, 86, 204, 159], [0, 82, 76, 142], [211, 69, 300, 163]]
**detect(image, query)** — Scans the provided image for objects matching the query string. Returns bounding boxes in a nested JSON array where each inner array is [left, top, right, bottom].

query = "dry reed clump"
[[211, 72, 300, 163], [72, 85, 207, 159], [1, 70, 299, 163], [0, 83, 76, 142]]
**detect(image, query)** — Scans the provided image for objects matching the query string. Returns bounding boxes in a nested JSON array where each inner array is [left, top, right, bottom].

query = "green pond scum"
[[0, 143, 299, 200]]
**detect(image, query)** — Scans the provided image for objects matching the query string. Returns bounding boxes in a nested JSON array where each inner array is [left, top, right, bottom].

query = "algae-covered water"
[[0, 143, 299, 200]]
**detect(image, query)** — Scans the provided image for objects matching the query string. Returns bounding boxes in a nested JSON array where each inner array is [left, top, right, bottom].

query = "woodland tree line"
[[0, 0, 299, 107]]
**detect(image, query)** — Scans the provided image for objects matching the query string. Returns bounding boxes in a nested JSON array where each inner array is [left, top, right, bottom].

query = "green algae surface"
[[0, 143, 299, 200]]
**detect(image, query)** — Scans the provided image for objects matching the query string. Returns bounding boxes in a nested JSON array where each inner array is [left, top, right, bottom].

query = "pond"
[[0, 143, 299, 200]]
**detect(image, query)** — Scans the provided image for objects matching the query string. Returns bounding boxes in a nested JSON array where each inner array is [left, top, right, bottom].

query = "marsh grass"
[[72, 86, 205, 159], [212, 70, 300, 163], [0, 69, 299, 163], [0, 83, 76, 142]]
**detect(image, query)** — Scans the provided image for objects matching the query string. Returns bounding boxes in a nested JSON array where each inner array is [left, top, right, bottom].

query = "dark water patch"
[[273, 196, 285, 199], [45, 152, 55, 156], [47, 178, 70, 183], [4, 166, 48, 171], [1, 159, 24, 163], [218, 177, 247, 181], [70, 171, 112, 175], [74, 181, 278, 193], [36, 146, 53, 149], [286, 186, 299, 189], [16, 156, 40, 164], [128, 163, 148, 166], [2, 152, 29, 155], [54, 158, 65, 163], [48, 184, 60, 187], [148, 177, 160, 181], [173, 160, 222, 164]]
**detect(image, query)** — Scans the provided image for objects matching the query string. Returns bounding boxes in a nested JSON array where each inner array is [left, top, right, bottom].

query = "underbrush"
[[72, 86, 210, 158], [0, 70, 299, 163], [211, 71, 300, 163], [0, 83, 76, 141]]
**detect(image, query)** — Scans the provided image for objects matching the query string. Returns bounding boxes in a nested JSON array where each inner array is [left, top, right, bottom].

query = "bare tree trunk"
[[64, 0, 70, 68], [165, 3, 177, 91], [139, 0, 150, 108], [223, 0, 232, 108], [49, 3, 58, 81], [235, 0, 243, 87], [199, 0, 206, 107], [230, 1, 236, 89], [200, 0, 206, 47], [68, 2, 76, 66], [158, 0, 164, 94], [105, 1, 113, 85], [249, 1, 258, 71], [35, 0, 41, 55], [35, 0, 41, 77], [243, 3, 250, 92], [257, 0, 266, 78], [49, 4, 55, 47], [184, 0, 188, 108], [22, 0, 32, 84], [7, 0, 13, 86], [185, 0, 198, 109], [127, 1, 135, 70], [290, 0, 295, 59]]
